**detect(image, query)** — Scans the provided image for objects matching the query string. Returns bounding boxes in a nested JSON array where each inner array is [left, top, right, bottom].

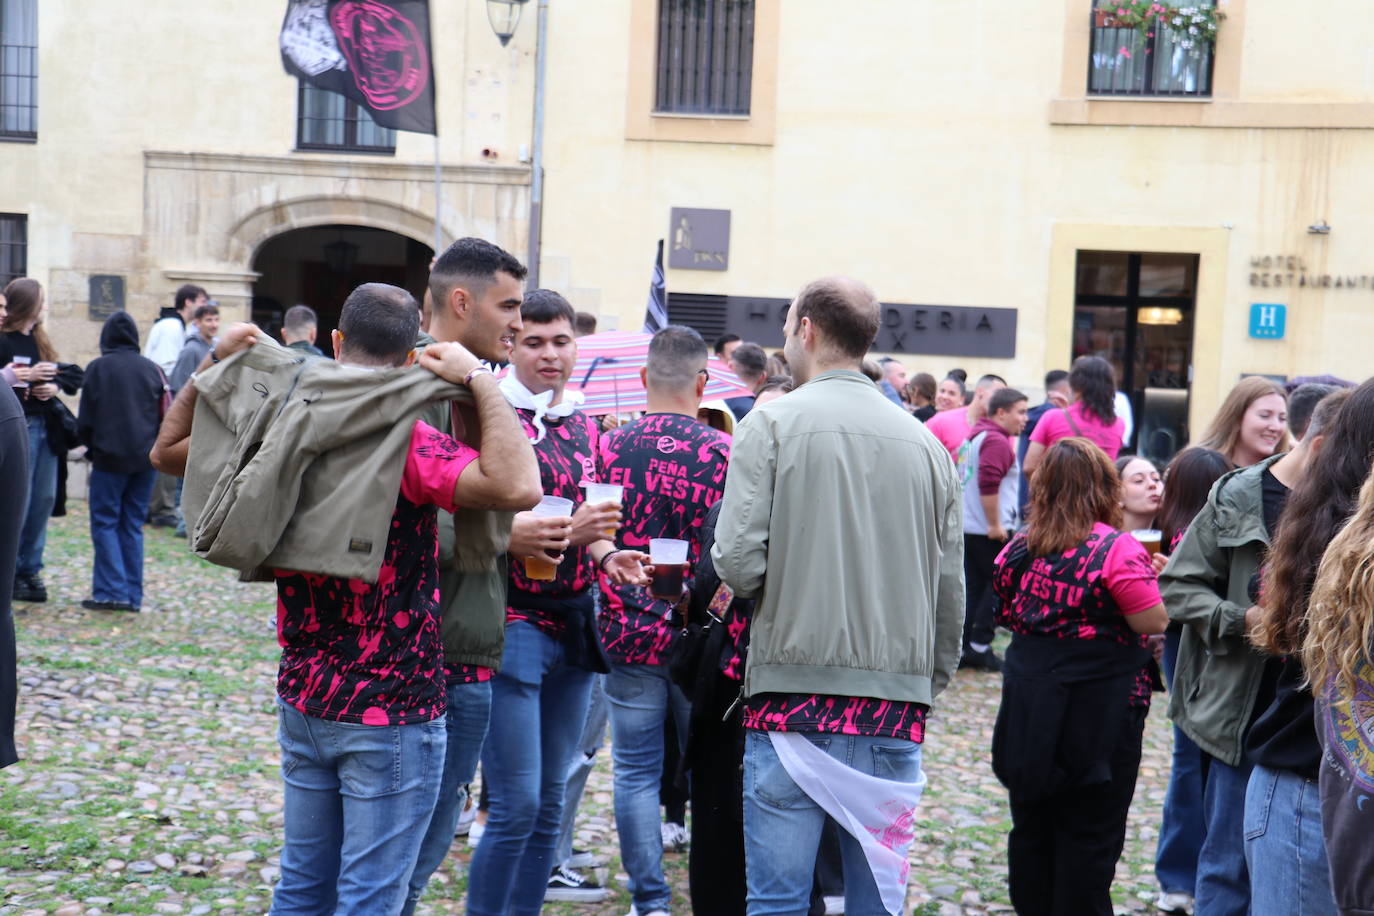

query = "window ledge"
[[650, 111, 752, 121], [293, 146, 397, 157], [1052, 98, 1374, 128], [0, 135, 37, 144]]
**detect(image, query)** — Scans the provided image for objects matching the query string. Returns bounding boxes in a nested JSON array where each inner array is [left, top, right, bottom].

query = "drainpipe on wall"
[[525, 0, 549, 287]]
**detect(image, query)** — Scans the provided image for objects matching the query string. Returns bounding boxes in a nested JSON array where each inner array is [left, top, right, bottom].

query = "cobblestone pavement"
[[2, 506, 1174, 915]]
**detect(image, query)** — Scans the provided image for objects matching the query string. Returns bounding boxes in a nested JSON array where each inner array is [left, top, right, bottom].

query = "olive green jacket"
[[712, 370, 965, 706], [1160, 454, 1282, 766]]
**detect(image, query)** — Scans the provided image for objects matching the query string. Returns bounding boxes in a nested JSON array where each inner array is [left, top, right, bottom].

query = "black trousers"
[[687, 671, 748, 916], [962, 533, 1002, 647], [1006, 706, 1147, 916]]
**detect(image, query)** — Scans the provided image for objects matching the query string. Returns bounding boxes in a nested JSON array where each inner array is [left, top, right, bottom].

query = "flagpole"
[[433, 133, 443, 255]]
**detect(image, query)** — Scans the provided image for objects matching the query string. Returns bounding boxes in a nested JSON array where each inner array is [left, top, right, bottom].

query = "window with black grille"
[[655, 0, 755, 116], [1088, 2, 1216, 97], [1, 0, 37, 140], [0, 213, 26, 286], [296, 82, 396, 154]]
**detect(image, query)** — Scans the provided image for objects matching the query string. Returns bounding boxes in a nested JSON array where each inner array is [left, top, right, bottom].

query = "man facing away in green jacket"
[[713, 276, 965, 916]]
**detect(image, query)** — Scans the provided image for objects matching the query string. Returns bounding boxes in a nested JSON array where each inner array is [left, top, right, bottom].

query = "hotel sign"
[[1249, 254, 1374, 290]]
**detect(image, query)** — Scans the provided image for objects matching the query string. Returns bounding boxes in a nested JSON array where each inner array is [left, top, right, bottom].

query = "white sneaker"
[[1155, 890, 1195, 915], [466, 816, 486, 847], [823, 895, 845, 915], [626, 907, 671, 916], [660, 820, 688, 852], [454, 795, 477, 836]]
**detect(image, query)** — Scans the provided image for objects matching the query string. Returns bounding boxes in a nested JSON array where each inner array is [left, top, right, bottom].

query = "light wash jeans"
[[17, 415, 56, 579], [605, 662, 691, 914], [465, 622, 595, 916], [742, 729, 922, 916], [269, 700, 446, 916], [555, 672, 608, 865], [1243, 764, 1338, 916], [400, 679, 493, 916], [1197, 752, 1253, 916]]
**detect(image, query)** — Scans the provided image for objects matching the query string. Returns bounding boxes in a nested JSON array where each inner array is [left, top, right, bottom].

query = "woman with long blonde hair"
[[1302, 443, 1374, 915], [1196, 375, 1292, 467], [991, 437, 1167, 916]]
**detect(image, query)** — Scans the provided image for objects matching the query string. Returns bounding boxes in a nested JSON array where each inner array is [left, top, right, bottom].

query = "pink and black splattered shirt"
[[597, 413, 730, 666], [992, 522, 1162, 707], [506, 408, 602, 639], [275, 421, 478, 726]]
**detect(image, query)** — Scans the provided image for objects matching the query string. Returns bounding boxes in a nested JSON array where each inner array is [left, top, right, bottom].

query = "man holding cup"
[[463, 289, 649, 916], [597, 325, 732, 916]]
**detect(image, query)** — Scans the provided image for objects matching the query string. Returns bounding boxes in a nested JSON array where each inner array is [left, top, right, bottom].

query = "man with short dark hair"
[[574, 311, 598, 337], [1286, 382, 1338, 441], [282, 304, 323, 357], [726, 341, 767, 420], [714, 276, 963, 916], [958, 387, 1029, 672], [925, 372, 1008, 461], [1017, 369, 1069, 512], [599, 325, 731, 916], [169, 303, 221, 394], [145, 284, 206, 527], [714, 333, 742, 362]]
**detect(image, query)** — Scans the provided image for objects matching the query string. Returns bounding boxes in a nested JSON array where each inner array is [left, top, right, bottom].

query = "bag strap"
[[1059, 406, 1084, 438]]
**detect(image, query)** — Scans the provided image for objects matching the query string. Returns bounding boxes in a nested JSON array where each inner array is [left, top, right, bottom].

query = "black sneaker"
[[81, 599, 136, 612], [147, 514, 178, 528], [545, 864, 609, 903], [958, 645, 1002, 672], [13, 575, 47, 603]]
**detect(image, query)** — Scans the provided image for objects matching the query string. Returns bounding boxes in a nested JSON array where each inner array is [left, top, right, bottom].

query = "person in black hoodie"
[[0, 378, 27, 768], [76, 312, 167, 611]]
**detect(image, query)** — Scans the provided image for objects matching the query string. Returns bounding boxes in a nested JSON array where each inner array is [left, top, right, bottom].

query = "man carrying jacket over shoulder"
[[713, 276, 964, 916], [151, 283, 540, 915]]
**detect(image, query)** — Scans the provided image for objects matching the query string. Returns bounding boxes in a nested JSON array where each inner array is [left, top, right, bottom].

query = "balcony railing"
[[1087, 12, 1214, 97]]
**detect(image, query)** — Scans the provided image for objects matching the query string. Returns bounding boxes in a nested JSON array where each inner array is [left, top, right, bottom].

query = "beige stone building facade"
[[5, 0, 1374, 456]]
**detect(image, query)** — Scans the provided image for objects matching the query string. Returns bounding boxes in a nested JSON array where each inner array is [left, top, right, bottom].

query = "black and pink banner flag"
[[280, 0, 436, 134]]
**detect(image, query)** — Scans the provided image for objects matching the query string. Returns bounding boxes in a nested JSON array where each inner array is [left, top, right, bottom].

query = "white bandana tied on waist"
[[498, 372, 584, 444], [769, 731, 928, 916]]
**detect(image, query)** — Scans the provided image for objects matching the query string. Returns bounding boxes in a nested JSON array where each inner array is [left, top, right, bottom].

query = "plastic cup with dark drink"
[[583, 482, 624, 539], [1131, 529, 1163, 556], [649, 538, 689, 602], [525, 495, 574, 581]]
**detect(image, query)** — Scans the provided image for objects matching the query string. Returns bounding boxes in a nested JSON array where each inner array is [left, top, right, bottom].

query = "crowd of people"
[[3, 238, 1374, 916]]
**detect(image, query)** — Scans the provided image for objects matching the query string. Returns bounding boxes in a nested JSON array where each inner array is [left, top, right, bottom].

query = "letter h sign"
[[1249, 303, 1286, 340]]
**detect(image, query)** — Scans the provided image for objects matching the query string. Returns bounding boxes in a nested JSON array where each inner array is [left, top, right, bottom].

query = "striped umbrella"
[[568, 331, 754, 415]]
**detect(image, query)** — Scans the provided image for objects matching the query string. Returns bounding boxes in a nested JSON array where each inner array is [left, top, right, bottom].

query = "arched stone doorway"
[[249, 224, 433, 346]]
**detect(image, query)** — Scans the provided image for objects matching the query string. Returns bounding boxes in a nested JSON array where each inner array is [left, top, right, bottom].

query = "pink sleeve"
[[400, 420, 480, 513], [1030, 410, 1063, 446], [1103, 534, 1163, 615]]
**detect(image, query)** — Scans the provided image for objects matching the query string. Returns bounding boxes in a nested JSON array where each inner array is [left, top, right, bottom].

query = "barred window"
[[0, 213, 26, 286], [655, 0, 754, 116], [0, 0, 37, 139], [296, 82, 395, 154]]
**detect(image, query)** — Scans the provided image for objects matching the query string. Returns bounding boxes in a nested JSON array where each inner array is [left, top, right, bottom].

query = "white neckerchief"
[[499, 372, 584, 444]]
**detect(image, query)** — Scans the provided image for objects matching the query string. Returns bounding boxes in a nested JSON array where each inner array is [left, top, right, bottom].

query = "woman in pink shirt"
[[1023, 356, 1125, 475]]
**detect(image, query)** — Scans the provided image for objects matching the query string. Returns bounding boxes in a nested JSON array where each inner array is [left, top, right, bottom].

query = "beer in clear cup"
[[1131, 529, 1163, 557], [583, 482, 624, 540], [649, 537, 689, 602], [526, 495, 574, 581]]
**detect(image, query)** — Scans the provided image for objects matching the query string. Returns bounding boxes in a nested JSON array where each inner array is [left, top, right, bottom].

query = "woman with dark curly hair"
[[1022, 356, 1126, 476], [991, 437, 1167, 916]]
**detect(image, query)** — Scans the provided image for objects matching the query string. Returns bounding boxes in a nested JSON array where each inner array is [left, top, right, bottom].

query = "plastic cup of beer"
[[583, 482, 624, 539], [649, 538, 690, 602], [526, 495, 574, 581], [1131, 529, 1163, 556]]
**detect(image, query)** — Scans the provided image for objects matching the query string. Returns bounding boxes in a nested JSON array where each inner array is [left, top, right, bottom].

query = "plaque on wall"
[[668, 208, 730, 271], [88, 275, 125, 322]]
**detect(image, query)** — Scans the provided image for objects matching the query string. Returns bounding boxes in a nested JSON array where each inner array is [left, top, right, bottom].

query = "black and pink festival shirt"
[[596, 412, 730, 666], [275, 421, 478, 726]]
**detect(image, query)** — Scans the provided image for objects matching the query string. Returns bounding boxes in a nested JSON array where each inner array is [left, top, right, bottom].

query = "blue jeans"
[[1243, 765, 1338, 916], [1197, 752, 1253, 916], [88, 467, 156, 607], [17, 415, 56, 579], [555, 672, 608, 865], [605, 662, 691, 914], [1157, 626, 1206, 896], [742, 729, 922, 916], [466, 622, 595, 916], [400, 679, 492, 916], [270, 700, 446, 916]]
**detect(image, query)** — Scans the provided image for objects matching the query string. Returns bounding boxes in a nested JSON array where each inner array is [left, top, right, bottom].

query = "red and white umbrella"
[[568, 331, 753, 415]]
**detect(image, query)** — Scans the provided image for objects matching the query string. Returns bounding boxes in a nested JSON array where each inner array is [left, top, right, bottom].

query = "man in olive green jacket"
[[713, 276, 964, 914]]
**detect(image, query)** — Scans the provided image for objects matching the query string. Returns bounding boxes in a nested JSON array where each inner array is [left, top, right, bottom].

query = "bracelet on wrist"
[[464, 365, 493, 386], [599, 549, 624, 571]]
